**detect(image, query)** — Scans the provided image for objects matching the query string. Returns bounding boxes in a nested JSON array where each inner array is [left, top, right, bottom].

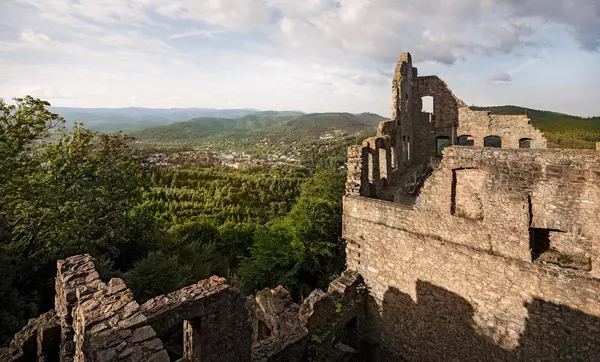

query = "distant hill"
[[134, 111, 304, 142], [49, 107, 260, 132], [133, 111, 386, 145], [471, 105, 600, 149]]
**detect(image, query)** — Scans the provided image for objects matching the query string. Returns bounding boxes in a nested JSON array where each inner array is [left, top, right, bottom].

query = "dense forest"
[[0, 97, 347, 346]]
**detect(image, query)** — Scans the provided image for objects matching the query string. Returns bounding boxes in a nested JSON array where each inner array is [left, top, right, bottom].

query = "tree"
[[238, 169, 346, 297], [0, 96, 162, 344]]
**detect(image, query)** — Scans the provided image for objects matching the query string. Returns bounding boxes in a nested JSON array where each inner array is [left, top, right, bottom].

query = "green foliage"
[[125, 251, 191, 301], [0, 96, 163, 345], [238, 169, 346, 297], [121, 164, 311, 300]]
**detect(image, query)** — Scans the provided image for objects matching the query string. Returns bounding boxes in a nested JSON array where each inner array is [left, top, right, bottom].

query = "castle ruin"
[[343, 52, 600, 360], [2, 52, 600, 361]]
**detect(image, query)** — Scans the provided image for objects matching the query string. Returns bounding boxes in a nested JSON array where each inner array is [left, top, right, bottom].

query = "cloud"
[[168, 30, 225, 40], [503, 0, 600, 51], [1, 0, 598, 116], [5, 0, 598, 65], [20, 29, 50, 44], [20, 85, 72, 99], [141, 0, 273, 31], [487, 73, 512, 85]]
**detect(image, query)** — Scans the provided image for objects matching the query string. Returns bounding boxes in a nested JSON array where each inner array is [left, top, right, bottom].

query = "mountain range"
[[49, 107, 260, 132], [132, 111, 386, 145], [48, 105, 600, 149]]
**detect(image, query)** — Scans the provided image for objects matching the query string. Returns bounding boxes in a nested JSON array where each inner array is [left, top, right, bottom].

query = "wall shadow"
[[365, 280, 600, 361]]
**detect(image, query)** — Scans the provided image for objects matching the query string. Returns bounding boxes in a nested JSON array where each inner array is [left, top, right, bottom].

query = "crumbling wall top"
[[73, 276, 169, 362], [139, 276, 229, 334]]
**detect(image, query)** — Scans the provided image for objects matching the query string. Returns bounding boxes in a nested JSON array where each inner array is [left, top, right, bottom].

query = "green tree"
[[0, 96, 162, 344], [125, 251, 191, 302], [238, 169, 346, 297]]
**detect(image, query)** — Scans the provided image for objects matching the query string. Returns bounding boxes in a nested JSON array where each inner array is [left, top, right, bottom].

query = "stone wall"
[[348, 52, 547, 204], [249, 271, 367, 362], [140, 276, 252, 362], [343, 146, 600, 361], [73, 277, 169, 362], [0, 311, 59, 361], [55, 254, 104, 361], [2, 255, 264, 362], [458, 108, 547, 149]]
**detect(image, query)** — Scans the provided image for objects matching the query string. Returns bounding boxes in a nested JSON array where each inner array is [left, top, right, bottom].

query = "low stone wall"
[[0, 310, 59, 361], [140, 276, 252, 362], [249, 271, 367, 362]]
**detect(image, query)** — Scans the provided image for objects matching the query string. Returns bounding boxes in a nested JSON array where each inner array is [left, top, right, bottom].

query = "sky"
[[0, 0, 599, 117]]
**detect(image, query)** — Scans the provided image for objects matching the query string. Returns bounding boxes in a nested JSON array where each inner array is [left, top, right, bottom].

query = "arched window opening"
[[484, 136, 502, 148], [436, 136, 451, 155], [519, 138, 532, 148], [458, 135, 475, 146]]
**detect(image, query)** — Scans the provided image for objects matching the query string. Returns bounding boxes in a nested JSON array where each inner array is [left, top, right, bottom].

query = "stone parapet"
[[249, 271, 367, 362], [73, 277, 168, 362]]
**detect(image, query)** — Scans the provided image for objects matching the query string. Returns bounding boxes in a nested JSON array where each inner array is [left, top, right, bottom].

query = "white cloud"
[[20, 29, 50, 44], [168, 30, 225, 40], [0, 0, 598, 116]]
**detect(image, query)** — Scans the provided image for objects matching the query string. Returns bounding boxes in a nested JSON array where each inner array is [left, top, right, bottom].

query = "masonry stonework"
[[1, 259, 367, 362], [343, 52, 600, 361]]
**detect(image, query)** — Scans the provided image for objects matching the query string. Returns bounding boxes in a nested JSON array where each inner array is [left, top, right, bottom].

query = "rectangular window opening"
[[530, 228, 553, 261]]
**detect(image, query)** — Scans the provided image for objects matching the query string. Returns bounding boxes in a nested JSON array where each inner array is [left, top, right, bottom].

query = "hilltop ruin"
[[3, 52, 600, 361]]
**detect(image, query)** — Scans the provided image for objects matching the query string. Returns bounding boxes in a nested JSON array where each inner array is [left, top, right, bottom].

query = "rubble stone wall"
[[140, 276, 252, 362], [343, 146, 600, 361], [72, 277, 169, 362], [458, 108, 547, 148], [249, 271, 367, 362], [350, 52, 548, 203]]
